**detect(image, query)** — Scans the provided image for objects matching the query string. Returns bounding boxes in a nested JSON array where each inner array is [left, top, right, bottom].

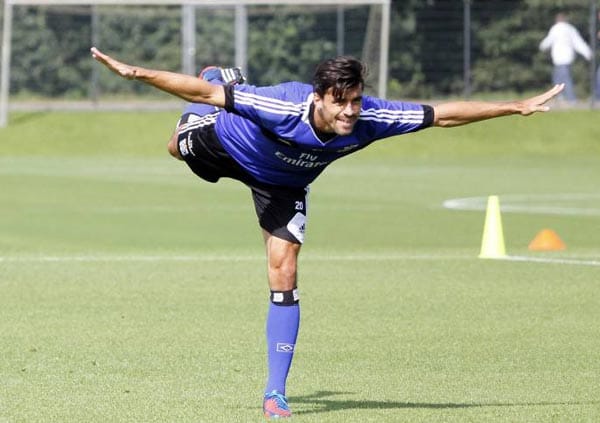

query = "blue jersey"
[[215, 81, 432, 187]]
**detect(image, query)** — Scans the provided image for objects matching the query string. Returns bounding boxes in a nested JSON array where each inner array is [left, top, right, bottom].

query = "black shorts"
[[176, 112, 309, 244]]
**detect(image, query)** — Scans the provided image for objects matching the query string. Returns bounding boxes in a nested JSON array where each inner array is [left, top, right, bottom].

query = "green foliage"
[[387, 0, 597, 98], [11, 7, 92, 98], [194, 9, 236, 67], [3, 1, 598, 99], [94, 6, 182, 95], [469, 0, 592, 94], [248, 10, 337, 85]]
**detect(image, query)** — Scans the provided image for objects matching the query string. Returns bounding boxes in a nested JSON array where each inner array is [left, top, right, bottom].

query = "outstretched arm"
[[90, 47, 226, 107], [432, 84, 564, 127]]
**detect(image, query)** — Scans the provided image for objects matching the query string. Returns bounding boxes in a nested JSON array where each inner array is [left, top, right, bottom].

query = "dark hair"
[[312, 56, 367, 101]]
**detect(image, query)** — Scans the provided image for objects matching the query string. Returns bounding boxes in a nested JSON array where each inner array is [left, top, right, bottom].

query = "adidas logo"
[[276, 343, 295, 353]]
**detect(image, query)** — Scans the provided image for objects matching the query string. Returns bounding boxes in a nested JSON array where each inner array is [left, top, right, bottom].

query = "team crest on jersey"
[[336, 144, 359, 153], [276, 137, 294, 146]]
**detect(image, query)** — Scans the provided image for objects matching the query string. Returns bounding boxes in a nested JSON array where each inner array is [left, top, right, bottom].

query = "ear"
[[313, 92, 323, 108]]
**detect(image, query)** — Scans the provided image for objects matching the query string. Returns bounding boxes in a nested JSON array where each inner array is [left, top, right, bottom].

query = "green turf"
[[1, 111, 599, 422]]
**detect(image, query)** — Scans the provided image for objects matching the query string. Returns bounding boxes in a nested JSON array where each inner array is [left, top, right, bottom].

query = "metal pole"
[[235, 5, 247, 74], [463, 0, 471, 99], [90, 4, 99, 103], [181, 4, 196, 75], [590, 0, 597, 108], [378, 0, 390, 98], [0, 1, 13, 127], [337, 5, 345, 56]]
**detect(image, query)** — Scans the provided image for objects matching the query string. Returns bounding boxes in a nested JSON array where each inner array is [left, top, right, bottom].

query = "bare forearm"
[[431, 84, 563, 128], [133, 67, 225, 106], [433, 101, 519, 127]]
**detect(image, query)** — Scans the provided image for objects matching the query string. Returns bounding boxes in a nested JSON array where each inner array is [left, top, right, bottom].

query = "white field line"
[[0, 253, 470, 263], [1, 253, 599, 266], [504, 255, 600, 267], [442, 193, 600, 267], [0, 254, 262, 263], [443, 193, 600, 216]]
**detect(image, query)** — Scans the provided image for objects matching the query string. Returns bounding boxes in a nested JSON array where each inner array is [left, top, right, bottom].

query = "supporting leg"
[[262, 231, 301, 419]]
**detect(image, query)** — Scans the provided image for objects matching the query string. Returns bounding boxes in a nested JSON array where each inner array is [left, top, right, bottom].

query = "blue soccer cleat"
[[263, 390, 292, 419]]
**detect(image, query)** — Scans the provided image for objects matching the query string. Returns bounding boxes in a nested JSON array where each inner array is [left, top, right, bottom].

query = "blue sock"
[[265, 294, 300, 395]]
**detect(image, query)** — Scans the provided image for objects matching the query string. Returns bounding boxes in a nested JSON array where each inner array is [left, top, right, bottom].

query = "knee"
[[265, 236, 301, 291], [167, 133, 183, 160], [268, 256, 297, 284]]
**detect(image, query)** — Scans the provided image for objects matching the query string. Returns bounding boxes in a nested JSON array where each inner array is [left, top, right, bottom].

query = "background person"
[[540, 12, 592, 102]]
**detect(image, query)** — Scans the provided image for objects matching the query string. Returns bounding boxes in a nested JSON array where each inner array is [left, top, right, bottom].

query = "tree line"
[[3, 0, 596, 100]]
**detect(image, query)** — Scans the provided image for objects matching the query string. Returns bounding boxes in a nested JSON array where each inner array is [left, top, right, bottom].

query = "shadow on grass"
[[291, 390, 597, 415], [9, 111, 48, 126]]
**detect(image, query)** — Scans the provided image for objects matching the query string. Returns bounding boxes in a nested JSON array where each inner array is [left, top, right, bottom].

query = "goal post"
[[0, 0, 390, 127]]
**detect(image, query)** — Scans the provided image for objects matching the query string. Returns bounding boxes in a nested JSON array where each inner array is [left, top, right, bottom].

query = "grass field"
[[1, 110, 599, 422]]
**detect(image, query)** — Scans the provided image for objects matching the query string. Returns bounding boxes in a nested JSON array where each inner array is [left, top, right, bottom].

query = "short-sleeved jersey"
[[215, 81, 432, 187]]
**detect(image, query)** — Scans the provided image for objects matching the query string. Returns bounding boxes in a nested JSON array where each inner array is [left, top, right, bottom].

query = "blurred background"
[[1, 0, 600, 114]]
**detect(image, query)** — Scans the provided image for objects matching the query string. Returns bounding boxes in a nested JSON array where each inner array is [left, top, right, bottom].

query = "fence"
[[388, 0, 598, 105], [1, 0, 599, 127]]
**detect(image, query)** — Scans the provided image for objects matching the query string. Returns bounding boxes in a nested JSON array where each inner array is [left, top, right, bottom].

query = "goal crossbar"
[[1, 0, 390, 126], [7, 0, 388, 4]]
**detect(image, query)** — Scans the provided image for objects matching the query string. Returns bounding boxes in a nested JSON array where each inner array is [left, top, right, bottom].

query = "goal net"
[[0, 0, 390, 126]]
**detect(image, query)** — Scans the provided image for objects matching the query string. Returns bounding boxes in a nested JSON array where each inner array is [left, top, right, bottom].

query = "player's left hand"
[[518, 83, 564, 115], [90, 47, 138, 80]]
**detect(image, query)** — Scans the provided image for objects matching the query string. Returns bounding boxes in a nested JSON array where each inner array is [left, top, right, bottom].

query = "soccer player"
[[91, 47, 563, 419]]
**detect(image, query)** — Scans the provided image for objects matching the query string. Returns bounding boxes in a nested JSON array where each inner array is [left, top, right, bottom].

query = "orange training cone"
[[528, 229, 566, 251]]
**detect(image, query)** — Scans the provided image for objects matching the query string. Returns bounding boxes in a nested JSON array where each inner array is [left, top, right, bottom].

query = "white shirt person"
[[540, 12, 592, 101]]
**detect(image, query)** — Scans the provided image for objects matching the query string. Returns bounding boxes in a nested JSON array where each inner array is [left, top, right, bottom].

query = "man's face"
[[313, 86, 363, 136]]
